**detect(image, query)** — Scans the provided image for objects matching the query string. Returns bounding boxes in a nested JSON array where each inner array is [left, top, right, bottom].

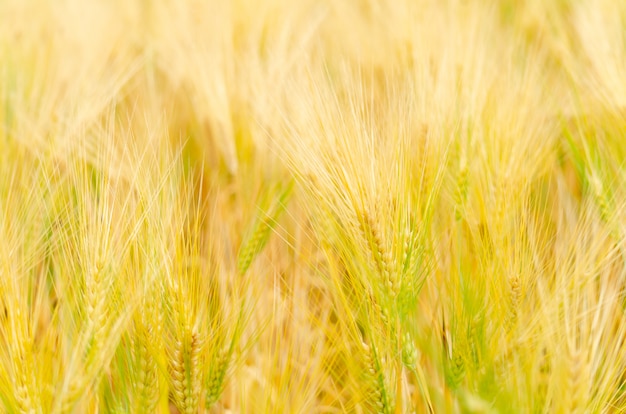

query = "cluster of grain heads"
[[3, 0, 626, 412]]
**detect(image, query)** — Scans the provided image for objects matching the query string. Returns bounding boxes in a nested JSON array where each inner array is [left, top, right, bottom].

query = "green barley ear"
[[205, 298, 248, 409], [236, 179, 294, 275], [361, 340, 394, 414], [205, 349, 230, 409], [589, 170, 616, 233], [442, 317, 466, 391], [401, 332, 418, 368], [397, 222, 429, 321], [444, 346, 465, 391]]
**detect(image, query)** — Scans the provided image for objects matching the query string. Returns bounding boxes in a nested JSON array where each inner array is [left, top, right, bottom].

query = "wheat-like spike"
[[359, 209, 399, 297], [590, 172, 618, 239], [134, 341, 159, 413], [131, 283, 165, 413], [14, 383, 33, 414], [494, 176, 509, 247], [6, 295, 41, 414], [85, 258, 108, 359], [505, 275, 521, 333], [14, 346, 40, 414], [169, 329, 204, 414], [236, 215, 273, 276], [443, 327, 465, 391], [362, 340, 393, 414], [169, 339, 185, 408], [369, 291, 390, 328], [58, 379, 85, 414], [454, 155, 469, 221], [397, 220, 426, 318], [133, 322, 160, 413], [401, 224, 414, 274], [446, 349, 465, 391], [401, 220, 424, 279], [305, 174, 338, 249], [417, 126, 432, 202], [536, 346, 551, 409], [401, 332, 418, 368], [236, 182, 293, 275], [566, 346, 590, 414], [205, 349, 230, 409], [467, 316, 482, 371]]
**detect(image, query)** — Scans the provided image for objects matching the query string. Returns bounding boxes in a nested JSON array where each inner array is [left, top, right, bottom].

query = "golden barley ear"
[[131, 292, 165, 414], [169, 329, 205, 414], [356, 207, 399, 298]]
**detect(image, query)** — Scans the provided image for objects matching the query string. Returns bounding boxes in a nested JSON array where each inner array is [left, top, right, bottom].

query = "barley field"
[[1, 0, 626, 413]]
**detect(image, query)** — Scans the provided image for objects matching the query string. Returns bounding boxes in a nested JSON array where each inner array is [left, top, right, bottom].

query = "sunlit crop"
[[1, 0, 626, 412]]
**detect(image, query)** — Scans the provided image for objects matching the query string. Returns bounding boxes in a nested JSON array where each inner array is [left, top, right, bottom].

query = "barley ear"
[[132, 294, 164, 414], [443, 324, 465, 390], [454, 154, 469, 221], [505, 275, 521, 333], [169, 329, 205, 414], [358, 208, 399, 297], [565, 345, 589, 414], [236, 180, 293, 275], [362, 340, 394, 414], [205, 349, 230, 409]]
